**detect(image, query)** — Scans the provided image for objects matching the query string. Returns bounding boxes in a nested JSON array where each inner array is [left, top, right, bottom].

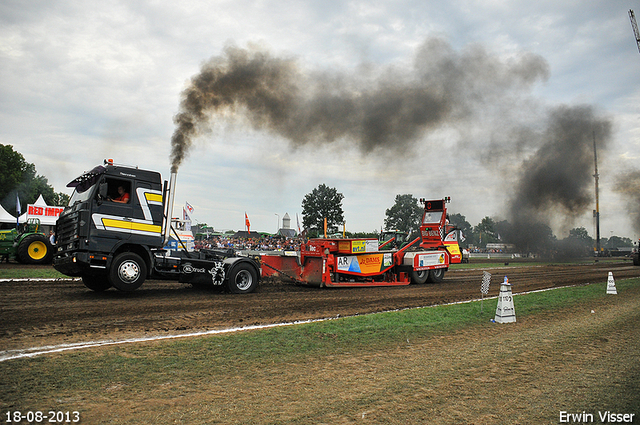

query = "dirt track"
[[1, 260, 639, 351]]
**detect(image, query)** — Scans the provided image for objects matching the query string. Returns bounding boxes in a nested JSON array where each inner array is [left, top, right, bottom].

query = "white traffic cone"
[[494, 276, 516, 323], [606, 272, 617, 295]]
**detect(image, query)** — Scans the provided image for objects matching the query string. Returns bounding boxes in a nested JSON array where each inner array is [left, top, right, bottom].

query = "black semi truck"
[[53, 160, 260, 293]]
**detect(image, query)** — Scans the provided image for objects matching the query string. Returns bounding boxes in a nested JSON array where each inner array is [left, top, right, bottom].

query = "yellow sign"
[[337, 253, 393, 274]]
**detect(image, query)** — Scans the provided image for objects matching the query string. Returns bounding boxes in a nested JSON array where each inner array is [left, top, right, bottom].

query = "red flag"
[[245, 212, 251, 233]]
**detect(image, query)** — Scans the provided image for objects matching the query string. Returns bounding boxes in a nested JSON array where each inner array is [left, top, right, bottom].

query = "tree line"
[[0, 145, 69, 216]]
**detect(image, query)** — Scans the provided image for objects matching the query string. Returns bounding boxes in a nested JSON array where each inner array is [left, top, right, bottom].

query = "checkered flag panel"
[[481, 271, 491, 295]]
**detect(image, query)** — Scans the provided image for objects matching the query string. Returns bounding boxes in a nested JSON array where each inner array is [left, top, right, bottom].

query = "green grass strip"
[[0, 267, 69, 279]]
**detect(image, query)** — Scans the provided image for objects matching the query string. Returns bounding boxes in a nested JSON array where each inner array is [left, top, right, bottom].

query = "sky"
[[1, 0, 639, 241]]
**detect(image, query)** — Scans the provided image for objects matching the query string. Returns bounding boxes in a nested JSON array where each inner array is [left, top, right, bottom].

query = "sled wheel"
[[227, 263, 258, 294], [82, 274, 112, 292], [411, 270, 429, 284], [427, 268, 445, 283], [18, 234, 53, 264], [109, 252, 147, 292]]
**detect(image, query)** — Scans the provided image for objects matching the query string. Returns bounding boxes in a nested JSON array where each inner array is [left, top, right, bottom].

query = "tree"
[[558, 227, 594, 258], [384, 194, 423, 234], [603, 236, 633, 249], [505, 219, 556, 256], [474, 216, 498, 246], [0, 144, 69, 214], [301, 184, 344, 235]]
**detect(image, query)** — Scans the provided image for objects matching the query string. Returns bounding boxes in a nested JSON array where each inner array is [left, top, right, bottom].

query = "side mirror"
[[97, 182, 108, 204]]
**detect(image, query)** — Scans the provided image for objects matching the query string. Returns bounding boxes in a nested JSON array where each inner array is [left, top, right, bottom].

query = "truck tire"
[[17, 234, 53, 265], [227, 263, 258, 294], [82, 274, 112, 292], [411, 270, 429, 284], [109, 252, 147, 292], [427, 268, 445, 283]]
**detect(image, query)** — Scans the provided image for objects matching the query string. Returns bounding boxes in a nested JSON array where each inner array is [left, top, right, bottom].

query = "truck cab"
[[54, 162, 165, 291]]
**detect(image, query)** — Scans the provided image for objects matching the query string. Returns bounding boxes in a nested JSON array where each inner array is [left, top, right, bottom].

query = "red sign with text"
[[27, 205, 64, 219]]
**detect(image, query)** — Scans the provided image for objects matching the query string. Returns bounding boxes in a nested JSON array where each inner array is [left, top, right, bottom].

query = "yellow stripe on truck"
[[131, 222, 162, 234], [145, 193, 163, 203], [101, 218, 161, 234], [102, 218, 132, 230]]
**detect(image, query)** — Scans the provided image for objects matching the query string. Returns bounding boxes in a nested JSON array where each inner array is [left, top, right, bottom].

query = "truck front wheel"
[[109, 253, 147, 292], [227, 263, 258, 294], [427, 268, 445, 283]]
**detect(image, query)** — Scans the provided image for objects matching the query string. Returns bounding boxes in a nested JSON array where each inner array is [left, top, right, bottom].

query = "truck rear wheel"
[[411, 270, 429, 284], [227, 263, 258, 294], [17, 234, 53, 264], [109, 252, 147, 292], [427, 268, 445, 283], [82, 274, 112, 292]]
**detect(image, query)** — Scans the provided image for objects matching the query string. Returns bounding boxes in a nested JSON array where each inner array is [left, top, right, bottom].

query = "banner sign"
[[27, 205, 64, 220], [337, 253, 393, 274]]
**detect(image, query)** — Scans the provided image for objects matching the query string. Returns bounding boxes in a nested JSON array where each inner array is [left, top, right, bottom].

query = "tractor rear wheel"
[[17, 234, 53, 264]]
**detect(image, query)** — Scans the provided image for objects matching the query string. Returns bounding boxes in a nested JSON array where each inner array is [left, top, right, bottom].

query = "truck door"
[[91, 177, 134, 243]]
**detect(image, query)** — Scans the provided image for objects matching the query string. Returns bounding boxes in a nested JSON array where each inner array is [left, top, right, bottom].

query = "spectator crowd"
[[195, 236, 304, 252]]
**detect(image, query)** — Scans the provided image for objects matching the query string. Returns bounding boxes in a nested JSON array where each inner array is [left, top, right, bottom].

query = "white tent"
[[0, 204, 17, 224], [34, 194, 47, 206]]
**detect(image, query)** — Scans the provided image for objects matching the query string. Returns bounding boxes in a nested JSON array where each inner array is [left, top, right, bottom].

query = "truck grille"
[[54, 209, 88, 256]]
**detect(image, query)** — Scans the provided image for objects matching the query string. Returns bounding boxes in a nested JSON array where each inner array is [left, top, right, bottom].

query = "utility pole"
[[630, 10, 640, 55], [593, 132, 600, 258]]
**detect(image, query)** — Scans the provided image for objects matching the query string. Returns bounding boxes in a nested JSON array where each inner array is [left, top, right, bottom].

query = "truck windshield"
[[68, 184, 96, 206], [423, 211, 443, 224], [66, 165, 106, 206]]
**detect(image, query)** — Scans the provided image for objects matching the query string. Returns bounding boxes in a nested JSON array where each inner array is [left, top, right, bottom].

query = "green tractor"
[[0, 218, 54, 264]]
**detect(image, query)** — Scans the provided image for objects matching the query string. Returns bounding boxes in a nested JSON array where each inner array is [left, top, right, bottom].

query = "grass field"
[[1, 276, 639, 424]]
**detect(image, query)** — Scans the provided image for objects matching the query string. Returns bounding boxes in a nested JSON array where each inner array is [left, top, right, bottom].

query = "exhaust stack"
[[163, 172, 178, 245]]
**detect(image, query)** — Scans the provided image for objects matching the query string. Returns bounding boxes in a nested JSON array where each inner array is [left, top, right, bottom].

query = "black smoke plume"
[[505, 105, 612, 252], [614, 170, 640, 234], [170, 39, 549, 172]]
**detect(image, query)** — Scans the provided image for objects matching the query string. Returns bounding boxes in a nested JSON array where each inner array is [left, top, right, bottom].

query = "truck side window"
[[105, 178, 131, 204]]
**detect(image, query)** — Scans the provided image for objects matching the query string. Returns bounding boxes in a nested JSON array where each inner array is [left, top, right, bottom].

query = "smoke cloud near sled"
[[169, 38, 622, 246]]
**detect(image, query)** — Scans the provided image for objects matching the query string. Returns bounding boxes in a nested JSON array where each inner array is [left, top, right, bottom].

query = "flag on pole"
[[296, 213, 301, 234], [184, 202, 193, 221], [481, 271, 491, 294], [245, 212, 251, 233]]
